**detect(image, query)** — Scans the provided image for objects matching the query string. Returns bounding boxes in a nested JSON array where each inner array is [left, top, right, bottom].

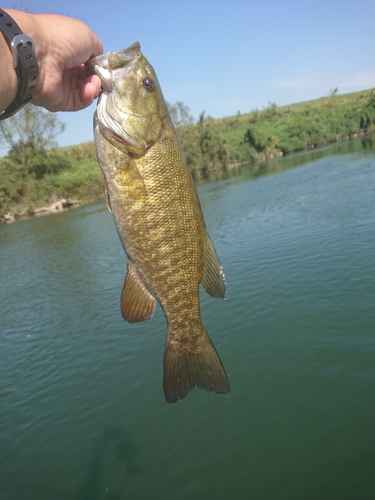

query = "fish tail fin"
[[163, 324, 230, 403]]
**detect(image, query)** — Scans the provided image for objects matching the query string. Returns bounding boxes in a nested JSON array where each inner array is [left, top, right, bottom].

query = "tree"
[[166, 101, 195, 127], [198, 126, 227, 172], [0, 104, 66, 151], [0, 104, 67, 178], [359, 92, 375, 129], [329, 87, 339, 97], [244, 126, 267, 152], [264, 101, 278, 118]]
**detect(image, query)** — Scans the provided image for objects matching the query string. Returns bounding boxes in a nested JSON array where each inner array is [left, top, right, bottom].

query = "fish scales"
[[89, 42, 230, 402]]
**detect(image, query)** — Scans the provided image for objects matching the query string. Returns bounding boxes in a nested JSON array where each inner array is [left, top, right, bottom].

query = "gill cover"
[[89, 42, 165, 152]]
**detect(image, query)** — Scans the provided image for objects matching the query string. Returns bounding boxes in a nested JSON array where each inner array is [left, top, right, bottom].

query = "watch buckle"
[[10, 34, 35, 68]]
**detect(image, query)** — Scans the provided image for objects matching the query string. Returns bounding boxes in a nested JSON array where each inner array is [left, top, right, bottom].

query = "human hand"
[[4, 10, 103, 112]]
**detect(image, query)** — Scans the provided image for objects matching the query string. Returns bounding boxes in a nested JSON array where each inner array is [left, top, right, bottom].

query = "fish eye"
[[142, 77, 155, 92]]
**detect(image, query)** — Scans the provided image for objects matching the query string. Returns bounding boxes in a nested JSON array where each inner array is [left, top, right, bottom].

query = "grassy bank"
[[1, 88, 374, 221], [179, 88, 375, 174], [0, 142, 103, 221]]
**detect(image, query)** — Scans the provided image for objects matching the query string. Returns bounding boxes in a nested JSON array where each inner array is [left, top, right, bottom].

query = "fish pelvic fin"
[[163, 323, 230, 403], [201, 233, 226, 299], [120, 262, 156, 323]]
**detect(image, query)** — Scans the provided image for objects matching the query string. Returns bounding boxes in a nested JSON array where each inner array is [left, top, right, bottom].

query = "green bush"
[[2, 90, 375, 219]]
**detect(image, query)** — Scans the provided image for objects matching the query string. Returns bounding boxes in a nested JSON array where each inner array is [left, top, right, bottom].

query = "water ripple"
[[1, 142, 375, 499]]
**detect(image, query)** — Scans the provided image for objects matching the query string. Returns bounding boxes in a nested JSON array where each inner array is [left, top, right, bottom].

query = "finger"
[[91, 32, 103, 57], [71, 64, 90, 85], [76, 77, 102, 109]]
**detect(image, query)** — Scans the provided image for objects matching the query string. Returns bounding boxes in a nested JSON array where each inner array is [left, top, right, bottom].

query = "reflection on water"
[[1, 136, 374, 500], [76, 425, 140, 500], [196, 133, 375, 185]]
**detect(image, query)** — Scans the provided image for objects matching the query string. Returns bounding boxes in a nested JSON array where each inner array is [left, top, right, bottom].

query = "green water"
[[1, 137, 374, 499]]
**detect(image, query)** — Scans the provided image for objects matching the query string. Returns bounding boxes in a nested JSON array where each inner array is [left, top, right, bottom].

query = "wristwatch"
[[0, 9, 39, 120]]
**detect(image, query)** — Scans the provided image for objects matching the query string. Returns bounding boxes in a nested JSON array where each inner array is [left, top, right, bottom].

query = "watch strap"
[[0, 9, 39, 120]]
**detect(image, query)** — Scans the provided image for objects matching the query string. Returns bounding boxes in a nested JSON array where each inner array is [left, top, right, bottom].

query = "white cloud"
[[340, 70, 375, 91], [275, 75, 313, 90], [273, 69, 324, 92], [274, 69, 375, 94], [220, 97, 249, 109], [185, 84, 212, 96], [163, 82, 212, 106]]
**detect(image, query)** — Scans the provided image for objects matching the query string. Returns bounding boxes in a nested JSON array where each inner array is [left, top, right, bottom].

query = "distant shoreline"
[[1, 198, 79, 224], [2, 130, 373, 224], [1, 88, 374, 223]]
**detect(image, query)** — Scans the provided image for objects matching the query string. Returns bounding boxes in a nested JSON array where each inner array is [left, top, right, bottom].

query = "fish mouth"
[[86, 42, 141, 92]]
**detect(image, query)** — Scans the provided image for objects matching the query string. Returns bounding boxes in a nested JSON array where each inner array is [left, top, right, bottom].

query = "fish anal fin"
[[201, 233, 226, 299], [120, 262, 156, 323], [163, 325, 230, 403]]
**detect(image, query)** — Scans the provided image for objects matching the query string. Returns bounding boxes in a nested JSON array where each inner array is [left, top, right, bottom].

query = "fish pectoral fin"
[[120, 262, 156, 323], [201, 233, 226, 299], [163, 324, 230, 403]]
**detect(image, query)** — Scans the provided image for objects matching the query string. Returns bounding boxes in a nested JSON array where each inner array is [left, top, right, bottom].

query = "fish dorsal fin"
[[201, 233, 226, 300], [121, 262, 156, 323]]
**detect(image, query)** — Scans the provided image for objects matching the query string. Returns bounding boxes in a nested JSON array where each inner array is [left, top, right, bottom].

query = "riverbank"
[[1, 89, 374, 221], [1, 198, 79, 223], [3, 131, 373, 223], [178, 88, 375, 175], [0, 142, 103, 223]]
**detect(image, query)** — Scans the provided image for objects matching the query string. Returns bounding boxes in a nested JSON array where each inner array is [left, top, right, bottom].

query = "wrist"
[[3, 9, 44, 50], [3, 9, 46, 75], [0, 9, 41, 118]]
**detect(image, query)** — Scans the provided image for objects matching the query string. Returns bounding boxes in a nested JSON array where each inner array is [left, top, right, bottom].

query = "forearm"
[[0, 9, 36, 111]]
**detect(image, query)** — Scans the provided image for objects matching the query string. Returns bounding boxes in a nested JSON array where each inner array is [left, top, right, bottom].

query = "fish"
[[88, 42, 230, 403]]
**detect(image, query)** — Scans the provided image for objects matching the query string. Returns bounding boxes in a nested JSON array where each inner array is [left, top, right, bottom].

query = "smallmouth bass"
[[88, 42, 230, 403]]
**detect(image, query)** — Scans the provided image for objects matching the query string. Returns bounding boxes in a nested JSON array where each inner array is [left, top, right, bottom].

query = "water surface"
[[1, 137, 374, 499]]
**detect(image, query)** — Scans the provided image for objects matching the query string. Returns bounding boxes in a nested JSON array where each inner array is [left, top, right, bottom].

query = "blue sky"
[[2, 0, 375, 150]]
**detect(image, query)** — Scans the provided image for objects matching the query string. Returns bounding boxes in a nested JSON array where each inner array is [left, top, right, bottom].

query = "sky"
[[2, 0, 375, 151]]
